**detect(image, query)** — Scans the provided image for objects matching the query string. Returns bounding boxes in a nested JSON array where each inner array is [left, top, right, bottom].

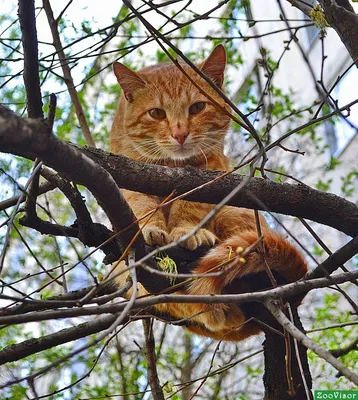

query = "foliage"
[[0, 0, 357, 398]]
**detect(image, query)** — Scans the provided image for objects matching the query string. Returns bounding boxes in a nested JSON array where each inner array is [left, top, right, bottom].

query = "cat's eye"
[[149, 108, 166, 120], [189, 102, 206, 115]]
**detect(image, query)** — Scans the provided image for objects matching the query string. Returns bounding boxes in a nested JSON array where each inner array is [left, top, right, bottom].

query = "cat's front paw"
[[142, 226, 170, 247], [170, 227, 217, 250]]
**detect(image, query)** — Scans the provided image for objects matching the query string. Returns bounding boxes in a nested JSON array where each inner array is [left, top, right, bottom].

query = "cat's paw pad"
[[142, 226, 170, 246], [170, 227, 217, 250]]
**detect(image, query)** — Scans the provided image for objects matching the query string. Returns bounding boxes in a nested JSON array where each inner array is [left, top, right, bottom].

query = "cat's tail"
[[189, 230, 308, 297]]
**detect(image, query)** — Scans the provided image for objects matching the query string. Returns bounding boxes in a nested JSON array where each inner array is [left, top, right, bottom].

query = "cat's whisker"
[[198, 146, 209, 169], [206, 143, 227, 160], [200, 142, 227, 165], [141, 145, 168, 163]]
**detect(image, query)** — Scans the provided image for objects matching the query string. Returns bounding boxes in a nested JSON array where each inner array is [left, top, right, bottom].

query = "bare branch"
[[307, 235, 358, 279], [285, 0, 312, 17], [318, 0, 358, 66], [0, 181, 55, 212], [288, 0, 358, 66], [83, 147, 358, 237], [330, 337, 358, 358], [0, 314, 116, 365], [18, 0, 43, 118], [0, 269, 357, 326]]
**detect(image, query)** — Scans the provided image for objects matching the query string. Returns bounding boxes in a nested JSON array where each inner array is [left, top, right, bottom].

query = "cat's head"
[[112, 45, 231, 164]]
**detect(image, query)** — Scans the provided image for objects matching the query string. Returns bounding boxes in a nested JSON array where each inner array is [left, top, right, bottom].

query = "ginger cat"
[[110, 45, 307, 341]]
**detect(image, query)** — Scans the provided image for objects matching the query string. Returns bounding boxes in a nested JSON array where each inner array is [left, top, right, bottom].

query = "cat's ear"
[[200, 44, 226, 87], [113, 62, 146, 103]]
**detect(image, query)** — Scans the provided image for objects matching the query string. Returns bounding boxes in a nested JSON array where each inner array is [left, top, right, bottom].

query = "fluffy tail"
[[189, 230, 307, 296], [180, 230, 307, 337], [113, 230, 307, 341]]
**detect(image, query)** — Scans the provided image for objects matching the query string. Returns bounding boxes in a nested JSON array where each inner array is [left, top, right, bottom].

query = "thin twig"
[[0, 162, 44, 274], [330, 337, 358, 358], [1, 270, 357, 326]]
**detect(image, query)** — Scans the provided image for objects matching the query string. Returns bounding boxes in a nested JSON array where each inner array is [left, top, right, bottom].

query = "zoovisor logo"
[[314, 391, 358, 400]]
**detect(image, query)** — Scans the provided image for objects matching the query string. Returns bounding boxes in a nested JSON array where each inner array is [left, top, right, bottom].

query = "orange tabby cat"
[[110, 45, 307, 341]]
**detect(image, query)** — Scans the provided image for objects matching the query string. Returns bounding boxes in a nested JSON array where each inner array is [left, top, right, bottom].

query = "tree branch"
[[0, 180, 55, 212], [0, 270, 357, 325], [1, 105, 357, 238], [285, 0, 312, 17], [307, 235, 358, 280], [288, 0, 358, 67], [18, 0, 43, 118], [261, 304, 312, 399], [330, 337, 358, 358], [142, 319, 165, 400], [320, 0, 358, 65], [82, 147, 358, 237], [0, 314, 116, 365]]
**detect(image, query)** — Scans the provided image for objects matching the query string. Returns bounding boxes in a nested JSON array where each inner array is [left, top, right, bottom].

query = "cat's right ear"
[[113, 62, 146, 103], [200, 44, 226, 87]]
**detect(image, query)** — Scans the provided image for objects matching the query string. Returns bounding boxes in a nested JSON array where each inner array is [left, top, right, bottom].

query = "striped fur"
[[110, 45, 307, 341]]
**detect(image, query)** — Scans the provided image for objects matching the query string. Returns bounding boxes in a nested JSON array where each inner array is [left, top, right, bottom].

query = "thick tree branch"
[[82, 147, 358, 237], [0, 314, 117, 365], [261, 304, 312, 399], [288, 0, 358, 67], [18, 0, 43, 118], [1, 106, 357, 238], [318, 0, 358, 67]]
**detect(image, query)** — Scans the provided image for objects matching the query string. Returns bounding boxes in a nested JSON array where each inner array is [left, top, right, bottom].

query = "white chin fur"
[[169, 149, 198, 160]]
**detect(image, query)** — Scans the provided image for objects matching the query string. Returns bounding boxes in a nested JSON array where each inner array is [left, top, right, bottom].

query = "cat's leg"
[[167, 200, 217, 250], [208, 205, 268, 241], [123, 189, 169, 246]]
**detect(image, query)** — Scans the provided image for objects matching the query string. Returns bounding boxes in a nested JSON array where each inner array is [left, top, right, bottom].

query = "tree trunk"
[[262, 306, 312, 399]]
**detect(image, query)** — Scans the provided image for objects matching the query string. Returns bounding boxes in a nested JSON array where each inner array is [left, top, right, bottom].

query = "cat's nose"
[[172, 131, 189, 145]]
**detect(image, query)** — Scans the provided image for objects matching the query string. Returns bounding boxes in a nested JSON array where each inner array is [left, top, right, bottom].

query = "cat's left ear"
[[200, 44, 226, 87]]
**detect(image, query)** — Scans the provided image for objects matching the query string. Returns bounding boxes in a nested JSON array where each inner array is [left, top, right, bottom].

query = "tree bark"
[[318, 0, 358, 67], [262, 305, 312, 399]]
